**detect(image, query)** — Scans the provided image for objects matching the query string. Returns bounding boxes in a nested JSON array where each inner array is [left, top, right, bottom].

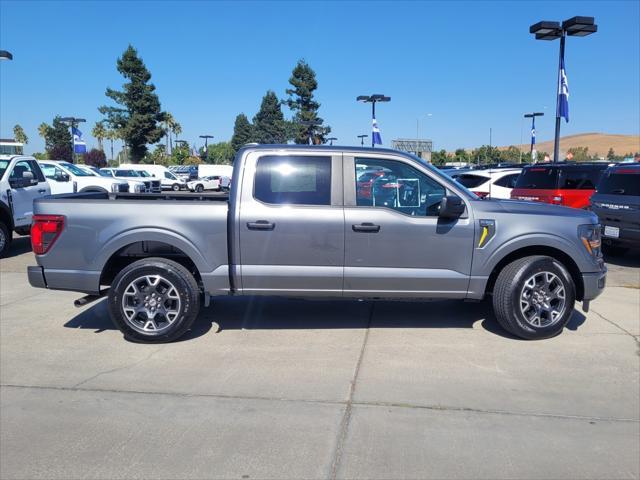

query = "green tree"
[[38, 123, 51, 141], [99, 45, 165, 162], [566, 146, 590, 162], [230, 113, 254, 155], [431, 149, 449, 166], [82, 148, 107, 168], [45, 116, 73, 162], [285, 59, 331, 144], [205, 141, 235, 165], [33, 152, 48, 160], [500, 146, 521, 163], [13, 124, 28, 144], [453, 148, 469, 164], [606, 147, 616, 161], [253, 90, 287, 144], [91, 121, 107, 151], [104, 127, 119, 162], [170, 143, 190, 165]]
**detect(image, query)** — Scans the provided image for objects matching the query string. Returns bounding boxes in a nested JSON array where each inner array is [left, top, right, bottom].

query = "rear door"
[[237, 151, 344, 295], [343, 154, 475, 298]]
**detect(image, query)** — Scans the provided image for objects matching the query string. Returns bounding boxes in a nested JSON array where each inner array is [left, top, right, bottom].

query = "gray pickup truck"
[[28, 146, 607, 342]]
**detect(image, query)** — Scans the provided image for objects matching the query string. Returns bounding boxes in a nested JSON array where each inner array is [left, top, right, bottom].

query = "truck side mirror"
[[439, 195, 465, 218], [9, 171, 36, 189], [55, 173, 70, 182]]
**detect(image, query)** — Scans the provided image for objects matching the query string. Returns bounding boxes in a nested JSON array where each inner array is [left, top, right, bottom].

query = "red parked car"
[[510, 163, 608, 209]]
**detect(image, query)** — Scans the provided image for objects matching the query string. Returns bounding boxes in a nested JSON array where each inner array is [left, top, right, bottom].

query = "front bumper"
[[581, 267, 607, 301]]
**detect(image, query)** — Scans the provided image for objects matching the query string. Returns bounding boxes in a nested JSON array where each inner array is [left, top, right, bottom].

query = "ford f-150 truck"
[[27, 146, 607, 343]]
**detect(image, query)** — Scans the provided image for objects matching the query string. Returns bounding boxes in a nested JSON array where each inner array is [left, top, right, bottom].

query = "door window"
[[9, 160, 45, 183], [355, 158, 445, 216], [40, 164, 64, 180], [254, 155, 331, 205], [494, 173, 520, 188]]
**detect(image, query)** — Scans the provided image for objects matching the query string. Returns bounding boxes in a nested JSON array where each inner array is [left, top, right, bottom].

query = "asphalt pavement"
[[1, 237, 638, 479]]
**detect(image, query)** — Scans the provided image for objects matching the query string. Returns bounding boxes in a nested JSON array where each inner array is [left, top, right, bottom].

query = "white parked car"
[[99, 168, 162, 193], [0, 156, 50, 256], [38, 161, 130, 195], [187, 175, 221, 192], [450, 168, 522, 199], [120, 164, 187, 191]]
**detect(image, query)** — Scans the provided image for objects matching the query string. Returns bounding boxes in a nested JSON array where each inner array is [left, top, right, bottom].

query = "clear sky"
[[1, 0, 639, 155]]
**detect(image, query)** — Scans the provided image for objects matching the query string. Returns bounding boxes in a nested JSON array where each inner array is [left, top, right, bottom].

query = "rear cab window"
[[515, 167, 558, 189], [597, 168, 640, 196], [559, 168, 604, 190], [455, 174, 488, 189], [254, 155, 332, 205]]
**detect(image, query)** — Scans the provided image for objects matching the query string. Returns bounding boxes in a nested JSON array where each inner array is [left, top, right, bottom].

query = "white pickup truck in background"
[[38, 160, 130, 195], [0, 156, 51, 256]]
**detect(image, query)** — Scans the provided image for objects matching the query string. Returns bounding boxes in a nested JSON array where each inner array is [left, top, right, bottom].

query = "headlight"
[[110, 183, 119, 193], [578, 224, 602, 258], [134, 184, 144, 193]]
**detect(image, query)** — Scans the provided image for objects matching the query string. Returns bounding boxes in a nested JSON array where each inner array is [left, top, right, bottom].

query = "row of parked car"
[[0, 156, 233, 256]]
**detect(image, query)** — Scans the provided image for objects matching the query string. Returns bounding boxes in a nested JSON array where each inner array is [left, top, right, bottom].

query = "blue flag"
[[372, 117, 382, 145], [72, 127, 87, 154], [558, 57, 569, 122], [531, 117, 537, 161]]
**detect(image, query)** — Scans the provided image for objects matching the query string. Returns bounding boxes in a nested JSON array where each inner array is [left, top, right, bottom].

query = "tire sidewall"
[[108, 260, 199, 342], [509, 257, 576, 338], [196, 184, 204, 193], [172, 184, 180, 191], [0, 223, 11, 257]]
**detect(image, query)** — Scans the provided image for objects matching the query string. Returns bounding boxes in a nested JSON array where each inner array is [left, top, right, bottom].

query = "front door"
[[344, 154, 475, 298], [8, 159, 48, 227], [238, 152, 344, 295]]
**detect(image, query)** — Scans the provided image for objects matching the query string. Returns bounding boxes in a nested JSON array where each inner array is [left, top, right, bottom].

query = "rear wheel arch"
[[485, 245, 584, 301], [0, 203, 14, 230]]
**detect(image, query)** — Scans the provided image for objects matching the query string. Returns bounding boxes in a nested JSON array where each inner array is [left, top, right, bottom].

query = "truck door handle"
[[38, 189, 47, 194], [352, 223, 381, 233], [247, 220, 275, 231]]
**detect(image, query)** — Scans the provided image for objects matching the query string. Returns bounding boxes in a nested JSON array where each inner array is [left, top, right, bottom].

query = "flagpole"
[[371, 101, 376, 148], [553, 32, 566, 163]]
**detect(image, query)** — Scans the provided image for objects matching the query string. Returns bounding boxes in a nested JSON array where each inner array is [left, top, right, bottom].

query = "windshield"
[[0, 160, 9, 179], [515, 167, 558, 189], [115, 169, 141, 177], [597, 169, 640, 196], [59, 162, 94, 177]]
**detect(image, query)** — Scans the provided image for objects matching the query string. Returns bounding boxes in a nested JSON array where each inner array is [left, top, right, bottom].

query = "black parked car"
[[590, 163, 640, 254]]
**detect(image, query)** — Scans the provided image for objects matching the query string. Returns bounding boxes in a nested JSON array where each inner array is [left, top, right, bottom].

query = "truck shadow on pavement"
[[3, 236, 32, 258], [64, 295, 586, 342]]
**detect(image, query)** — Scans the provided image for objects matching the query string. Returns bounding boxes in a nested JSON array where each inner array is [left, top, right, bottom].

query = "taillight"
[[473, 191, 489, 199], [551, 195, 564, 205], [31, 215, 65, 255]]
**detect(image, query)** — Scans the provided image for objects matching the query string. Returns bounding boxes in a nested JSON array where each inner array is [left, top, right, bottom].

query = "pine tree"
[[252, 91, 287, 144], [45, 116, 73, 162], [99, 45, 165, 162], [230, 113, 253, 155], [285, 59, 331, 144], [607, 147, 615, 160]]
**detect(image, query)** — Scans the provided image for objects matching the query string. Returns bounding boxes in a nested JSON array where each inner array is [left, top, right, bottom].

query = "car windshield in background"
[[60, 162, 93, 177], [515, 168, 558, 189], [597, 169, 640, 196], [0, 160, 9, 179], [455, 174, 487, 188], [97, 170, 112, 177], [115, 170, 140, 177]]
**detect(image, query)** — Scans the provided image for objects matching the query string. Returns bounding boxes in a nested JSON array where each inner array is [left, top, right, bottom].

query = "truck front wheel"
[[492, 255, 575, 340], [108, 257, 201, 343]]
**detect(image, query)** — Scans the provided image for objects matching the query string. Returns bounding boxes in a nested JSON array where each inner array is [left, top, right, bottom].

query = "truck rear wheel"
[[108, 257, 201, 343], [492, 255, 575, 340], [0, 222, 11, 258]]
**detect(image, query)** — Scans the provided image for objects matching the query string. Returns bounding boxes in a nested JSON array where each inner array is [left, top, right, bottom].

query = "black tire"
[[0, 222, 12, 258], [492, 255, 575, 340], [107, 257, 201, 343], [195, 184, 204, 193], [172, 183, 180, 191]]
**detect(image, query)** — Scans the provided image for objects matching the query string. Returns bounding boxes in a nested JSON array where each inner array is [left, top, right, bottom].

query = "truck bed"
[[32, 192, 231, 295]]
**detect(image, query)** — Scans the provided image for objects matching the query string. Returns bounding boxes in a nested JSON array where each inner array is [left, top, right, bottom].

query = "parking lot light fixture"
[[199, 135, 214, 159], [0, 50, 13, 60], [357, 94, 391, 148], [357, 134, 368, 147], [325, 137, 337, 146], [530, 16, 597, 162]]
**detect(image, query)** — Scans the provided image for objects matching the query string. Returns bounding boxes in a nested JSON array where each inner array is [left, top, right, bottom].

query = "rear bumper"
[[581, 268, 607, 301], [27, 266, 101, 294]]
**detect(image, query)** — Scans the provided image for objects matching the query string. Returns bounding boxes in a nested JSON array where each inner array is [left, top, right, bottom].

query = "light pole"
[[326, 137, 337, 146], [299, 120, 322, 145], [530, 16, 597, 162], [0, 50, 13, 61], [357, 94, 390, 147], [60, 117, 86, 163], [524, 112, 544, 162], [357, 134, 368, 147], [416, 113, 432, 139], [199, 134, 214, 160]]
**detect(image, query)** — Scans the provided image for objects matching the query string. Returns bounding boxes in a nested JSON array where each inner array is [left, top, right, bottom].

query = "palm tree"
[[38, 122, 51, 141], [163, 113, 182, 155], [104, 128, 118, 162], [13, 124, 28, 144], [92, 122, 107, 151]]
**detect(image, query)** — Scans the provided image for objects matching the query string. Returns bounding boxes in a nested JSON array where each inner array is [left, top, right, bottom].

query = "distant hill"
[[510, 133, 639, 158]]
